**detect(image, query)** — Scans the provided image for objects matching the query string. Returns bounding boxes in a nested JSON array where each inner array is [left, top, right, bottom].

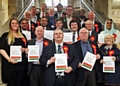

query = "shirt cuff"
[[46, 60, 50, 67]]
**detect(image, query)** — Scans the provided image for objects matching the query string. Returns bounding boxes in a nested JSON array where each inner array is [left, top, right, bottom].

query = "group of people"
[[0, 2, 120, 86]]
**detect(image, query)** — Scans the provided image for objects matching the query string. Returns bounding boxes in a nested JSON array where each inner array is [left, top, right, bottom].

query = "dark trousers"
[[75, 70, 96, 86], [7, 70, 26, 86], [29, 64, 45, 86], [54, 77, 66, 86]]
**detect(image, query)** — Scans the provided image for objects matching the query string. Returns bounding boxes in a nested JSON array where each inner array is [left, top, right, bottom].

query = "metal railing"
[[81, 0, 104, 25], [81, 0, 120, 30]]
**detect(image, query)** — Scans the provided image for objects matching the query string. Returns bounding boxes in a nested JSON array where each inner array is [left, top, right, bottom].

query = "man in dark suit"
[[69, 20, 80, 43], [24, 11, 37, 39], [54, 3, 66, 19], [40, 17, 51, 30], [73, 28, 100, 86], [30, 6, 40, 26], [60, 6, 79, 30], [40, 29, 79, 86], [36, 3, 49, 19], [88, 11, 102, 33], [85, 20, 98, 44], [28, 26, 52, 86]]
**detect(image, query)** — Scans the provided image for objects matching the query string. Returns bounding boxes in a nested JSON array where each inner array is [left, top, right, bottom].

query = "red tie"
[[27, 23, 31, 31], [42, 12, 44, 17]]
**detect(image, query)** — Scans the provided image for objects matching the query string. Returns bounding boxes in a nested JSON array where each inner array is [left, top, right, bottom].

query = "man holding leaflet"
[[73, 28, 100, 86], [40, 29, 79, 86], [28, 26, 52, 86]]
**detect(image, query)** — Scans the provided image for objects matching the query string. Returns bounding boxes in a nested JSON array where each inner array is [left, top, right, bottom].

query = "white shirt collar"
[[55, 42, 63, 48]]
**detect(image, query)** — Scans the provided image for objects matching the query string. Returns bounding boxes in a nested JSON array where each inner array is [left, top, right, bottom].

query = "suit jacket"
[[89, 30, 98, 44], [54, 12, 66, 18], [27, 38, 52, 75], [40, 43, 79, 86], [73, 40, 99, 81], [36, 12, 49, 19], [28, 21, 37, 39], [60, 16, 80, 30]]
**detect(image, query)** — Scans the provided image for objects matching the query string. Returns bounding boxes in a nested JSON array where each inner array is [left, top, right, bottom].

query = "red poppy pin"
[[91, 44, 96, 54], [113, 34, 117, 41], [31, 24, 35, 31], [108, 50, 114, 56], [90, 36, 95, 42], [37, 20, 40, 26], [21, 38, 26, 46], [63, 46, 69, 59], [77, 36, 80, 41], [94, 24, 99, 33], [43, 40, 49, 46]]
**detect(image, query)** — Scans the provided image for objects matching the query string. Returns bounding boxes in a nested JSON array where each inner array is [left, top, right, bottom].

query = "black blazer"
[[27, 38, 52, 75], [73, 40, 99, 81], [36, 12, 49, 19], [40, 43, 79, 86], [29, 21, 37, 39]]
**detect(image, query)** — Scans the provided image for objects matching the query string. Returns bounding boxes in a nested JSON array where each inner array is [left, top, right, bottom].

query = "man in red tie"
[[36, 3, 48, 19]]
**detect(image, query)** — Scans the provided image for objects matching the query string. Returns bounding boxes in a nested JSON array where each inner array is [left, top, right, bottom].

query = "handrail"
[[81, 0, 120, 30], [17, 0, 34, 21], [81, 0, 105, 26]]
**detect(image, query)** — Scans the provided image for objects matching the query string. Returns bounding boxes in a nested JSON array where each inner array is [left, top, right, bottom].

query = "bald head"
[[88, 11, 95, 21], [35, 26, 44, 39]]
